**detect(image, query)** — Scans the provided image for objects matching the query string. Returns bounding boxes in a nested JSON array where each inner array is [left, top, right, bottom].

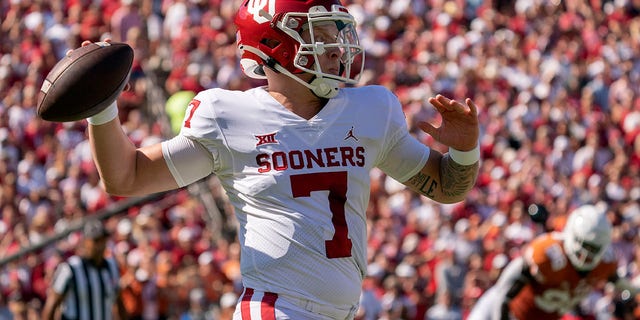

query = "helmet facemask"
[[565, 233, 607, 271], [283, 8, 363, 94]]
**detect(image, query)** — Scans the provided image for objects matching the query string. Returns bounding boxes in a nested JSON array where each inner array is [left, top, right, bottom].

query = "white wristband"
[[449, 145, 480, 166], [87, 100, 119, 125]]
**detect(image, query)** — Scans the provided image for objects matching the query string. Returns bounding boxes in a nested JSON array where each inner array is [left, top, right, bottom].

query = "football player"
[[468, 204, 639, 320], [73, 0, 480, 319]]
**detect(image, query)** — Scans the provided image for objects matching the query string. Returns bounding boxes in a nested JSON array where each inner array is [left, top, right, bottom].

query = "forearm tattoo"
[[407, 171, 438, 198], [440, 154, 479, 197], [407, 155, 478, 200]]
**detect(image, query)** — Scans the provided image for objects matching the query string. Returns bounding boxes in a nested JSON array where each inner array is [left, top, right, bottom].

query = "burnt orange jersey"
[[509, 232, 617, 320]]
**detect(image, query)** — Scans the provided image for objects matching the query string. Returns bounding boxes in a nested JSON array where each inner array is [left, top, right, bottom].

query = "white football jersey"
[[161, 85, 430, 309]]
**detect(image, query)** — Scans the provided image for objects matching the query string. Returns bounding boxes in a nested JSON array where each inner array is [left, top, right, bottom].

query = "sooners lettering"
[[257, 146, 365, 173]]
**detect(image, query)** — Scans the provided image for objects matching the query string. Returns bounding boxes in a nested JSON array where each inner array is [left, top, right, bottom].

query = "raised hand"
[[417, 94, 479, 151]]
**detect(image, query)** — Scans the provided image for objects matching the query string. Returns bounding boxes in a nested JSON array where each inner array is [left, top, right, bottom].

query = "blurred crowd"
[[1, 0, 640, 319]]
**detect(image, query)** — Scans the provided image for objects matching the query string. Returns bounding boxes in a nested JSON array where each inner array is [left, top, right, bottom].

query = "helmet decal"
[[246, 0, 274, 24]]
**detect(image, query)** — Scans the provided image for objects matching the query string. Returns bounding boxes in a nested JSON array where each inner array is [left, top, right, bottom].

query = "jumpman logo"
[[344, 126, 358, 141]]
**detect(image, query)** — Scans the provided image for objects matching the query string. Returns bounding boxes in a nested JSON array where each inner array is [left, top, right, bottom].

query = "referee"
[[42, 219, 128, 320]]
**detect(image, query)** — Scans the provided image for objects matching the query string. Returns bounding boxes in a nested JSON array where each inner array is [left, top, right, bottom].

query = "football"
[[37, 42, 134, 122]]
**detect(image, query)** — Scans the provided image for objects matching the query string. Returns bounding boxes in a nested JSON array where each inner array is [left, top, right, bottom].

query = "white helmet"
[[563, 205, 612, 271]]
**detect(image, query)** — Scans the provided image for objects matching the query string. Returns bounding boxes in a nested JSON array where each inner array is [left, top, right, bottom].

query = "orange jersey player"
[[468, 204, 639, 320]]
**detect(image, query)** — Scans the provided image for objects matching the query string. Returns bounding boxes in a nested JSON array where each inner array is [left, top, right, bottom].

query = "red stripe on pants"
[[241, 288, 278, 320], [261, 292, 278, 320], [241, 288, 254, 320]]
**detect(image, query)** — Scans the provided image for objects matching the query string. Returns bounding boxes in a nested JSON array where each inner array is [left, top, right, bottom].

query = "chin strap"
[[307, 76, 340, 98], [239, 44, 340, 98]]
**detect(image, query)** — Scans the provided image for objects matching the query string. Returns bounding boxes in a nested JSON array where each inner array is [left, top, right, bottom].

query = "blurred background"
[[1, 0, 640, 319]]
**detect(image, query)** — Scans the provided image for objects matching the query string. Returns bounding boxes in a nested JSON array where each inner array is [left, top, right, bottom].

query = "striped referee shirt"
[[51, 255, 121, 320]]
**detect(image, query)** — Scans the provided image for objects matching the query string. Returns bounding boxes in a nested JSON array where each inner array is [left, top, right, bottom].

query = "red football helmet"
[[234, 0, 364, 98]]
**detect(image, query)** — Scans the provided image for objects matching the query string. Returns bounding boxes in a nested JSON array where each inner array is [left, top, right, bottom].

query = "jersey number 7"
[[290, 172, 353, 258]]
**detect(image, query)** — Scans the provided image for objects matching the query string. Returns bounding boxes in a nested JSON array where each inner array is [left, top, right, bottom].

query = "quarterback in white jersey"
[[163, 85, 429, 312], [77, 0, 480, 319]]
